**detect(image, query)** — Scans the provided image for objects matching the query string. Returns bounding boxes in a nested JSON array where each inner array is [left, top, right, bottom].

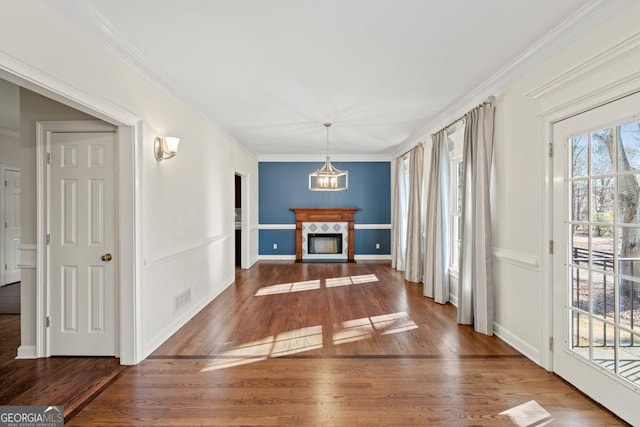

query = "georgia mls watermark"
[[0, 406, 63, 427]]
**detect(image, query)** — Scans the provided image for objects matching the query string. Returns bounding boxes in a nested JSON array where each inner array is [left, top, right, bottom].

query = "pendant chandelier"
[[309, 122, 348, 191]]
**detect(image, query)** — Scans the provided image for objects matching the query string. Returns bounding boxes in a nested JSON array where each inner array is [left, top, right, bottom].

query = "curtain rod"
[[398, 142, 423, 160], [396, 95, 495, 160], [432, 95, 495, 137]]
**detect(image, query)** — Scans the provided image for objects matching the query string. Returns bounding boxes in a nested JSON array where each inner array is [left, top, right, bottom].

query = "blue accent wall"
[[259, 161, 391, 256]]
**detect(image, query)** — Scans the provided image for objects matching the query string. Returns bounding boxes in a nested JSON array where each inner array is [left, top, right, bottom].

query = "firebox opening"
[[308, 233, 343, 255]]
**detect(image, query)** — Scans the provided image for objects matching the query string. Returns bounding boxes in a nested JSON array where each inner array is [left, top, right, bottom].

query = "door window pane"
[[591, 128, 614, 175], [572, 310, 590, 350], [618, 333, 640, 386], [591, 226, 614, 272], [618, 278, 639, 332], [572, 180, 589, 222], [591, 319, 616, 374], [571, 225, 589, 265], [617, 174, 640, 224], [617, 227, 640, 278], [618, 121, 640, 172], [571, 134, 588, 177], [591, 178, 614, 223], [591, 272, 615, 319], [571, 268, 589, 311]]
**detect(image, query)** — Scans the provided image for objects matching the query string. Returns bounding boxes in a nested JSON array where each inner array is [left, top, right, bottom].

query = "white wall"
[[0, 0, 258, 361], [491, 0, 640, 364], [0, 78, 20, 289], [0, 78, 20, 166]]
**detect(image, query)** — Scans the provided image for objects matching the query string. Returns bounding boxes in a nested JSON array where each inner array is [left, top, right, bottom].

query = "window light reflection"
[[200, 325, 323, 372], [333, 311, 418, 346], [255, 280, 321, 296], [326, 274, 379, 288], [255, 275, 379, 296]]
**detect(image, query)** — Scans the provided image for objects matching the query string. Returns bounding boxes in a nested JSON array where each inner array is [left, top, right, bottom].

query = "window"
[[448, 129, 464, 273]]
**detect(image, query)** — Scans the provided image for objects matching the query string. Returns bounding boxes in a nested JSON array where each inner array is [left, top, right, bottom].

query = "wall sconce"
[[154, 136, 181, 161]]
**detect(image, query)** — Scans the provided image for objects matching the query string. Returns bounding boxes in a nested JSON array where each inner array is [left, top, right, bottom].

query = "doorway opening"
[[235, 174, 242, 267]]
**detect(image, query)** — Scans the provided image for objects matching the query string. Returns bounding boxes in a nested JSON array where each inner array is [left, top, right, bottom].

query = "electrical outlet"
[[375, 243, 380, 250], [273, 243, 278, 249]]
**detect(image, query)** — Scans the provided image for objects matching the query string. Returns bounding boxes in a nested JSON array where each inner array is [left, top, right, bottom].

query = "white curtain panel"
[[391, 156, 407, 271], [424, 131, 449, 302], [404, 144, 424, 283], [457, 105, 495, 335]]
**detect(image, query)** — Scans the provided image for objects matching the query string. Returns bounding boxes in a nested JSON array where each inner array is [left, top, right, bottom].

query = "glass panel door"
[[552, 92, 640, 425]]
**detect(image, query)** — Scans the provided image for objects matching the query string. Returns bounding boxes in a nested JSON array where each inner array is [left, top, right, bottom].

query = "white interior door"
[[552, 92, 640, 425], [4, 168, 21, 285], [48, 131, 116, 356]]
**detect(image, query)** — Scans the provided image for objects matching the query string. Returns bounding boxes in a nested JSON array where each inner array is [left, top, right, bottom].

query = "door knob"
[[101, 253, 112, 262]]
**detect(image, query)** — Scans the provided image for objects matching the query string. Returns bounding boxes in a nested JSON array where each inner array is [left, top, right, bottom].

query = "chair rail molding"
[[0, 126, 19, 139], [17, 244, 37, 269], [144, 233, 229, 267], [492, 247, 540, 272]]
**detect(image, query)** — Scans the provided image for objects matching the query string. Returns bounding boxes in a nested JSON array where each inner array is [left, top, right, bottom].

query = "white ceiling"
[[50, 0, 629, 159]]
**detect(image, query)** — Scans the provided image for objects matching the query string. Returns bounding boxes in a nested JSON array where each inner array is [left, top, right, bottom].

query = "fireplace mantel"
[[290, 207, 359, 262]]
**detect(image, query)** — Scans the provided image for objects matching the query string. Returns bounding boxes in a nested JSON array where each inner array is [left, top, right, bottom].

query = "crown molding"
[[257, 153, 393, 162], [0, 50, 140, 126], [47, 0, 257, 160], [528, 31, 640, 99], [394, 0, 635, 157]]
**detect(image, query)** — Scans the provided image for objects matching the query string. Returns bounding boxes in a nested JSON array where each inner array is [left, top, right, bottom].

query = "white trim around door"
[[0, 51, 143, 365]]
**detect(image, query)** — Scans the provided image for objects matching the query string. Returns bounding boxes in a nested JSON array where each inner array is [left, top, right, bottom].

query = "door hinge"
[[46, 234, 50, 245], [4, 264, 6, 271], [549, 240, 554, 254], [549, 336, 554, 350], [4, 180, 6, 187], [46, 153, 51, 164], [46, 316, 50, 328], [548, 142, 553, 157]]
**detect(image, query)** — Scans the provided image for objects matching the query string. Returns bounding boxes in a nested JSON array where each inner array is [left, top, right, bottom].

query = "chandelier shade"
[[309, 123, 348, 191]]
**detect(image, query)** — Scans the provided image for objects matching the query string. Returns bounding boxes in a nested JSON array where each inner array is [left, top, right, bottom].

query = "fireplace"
[[291, 208, 359, 262], [308, 233, 343, 255]]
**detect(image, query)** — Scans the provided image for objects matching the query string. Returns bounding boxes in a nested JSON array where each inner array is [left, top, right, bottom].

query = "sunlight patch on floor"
[[255, 275, 379, 296], [499, 400, 553, 426], [333, 311, 418, 345], [326, 274, 379, 288], [200, 325, 323, 372], [255, 279, 321, 296]]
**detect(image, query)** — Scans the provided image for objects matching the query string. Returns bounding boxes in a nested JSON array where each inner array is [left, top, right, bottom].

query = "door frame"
[[36, 121, 118, 357], [0, 51, 143, 365], [0, 164, 21, 287], [235, 172, 251, 269]]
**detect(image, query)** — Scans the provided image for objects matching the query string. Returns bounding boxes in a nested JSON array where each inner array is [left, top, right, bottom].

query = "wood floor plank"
[[68, 357, 624, 426], [71, 261, 624, 425], [0, 262, 628, 425]]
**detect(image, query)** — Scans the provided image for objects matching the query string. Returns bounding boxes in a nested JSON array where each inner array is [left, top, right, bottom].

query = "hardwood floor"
[[0, 281, 20, 313], [0, 315, 126, 420], [0, 262, 626, 425], [63, 261, 624, 426]]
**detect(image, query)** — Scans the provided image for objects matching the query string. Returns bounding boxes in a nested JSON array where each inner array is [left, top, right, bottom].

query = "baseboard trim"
[[449, 294, 458, 307], [493, 322, 541, 366], [142, 274, 235, 359], [257, 255, 391, 262], [258, 255, 297, 261], [16, 345, 36, 359], [354, 255, 391, 261]]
